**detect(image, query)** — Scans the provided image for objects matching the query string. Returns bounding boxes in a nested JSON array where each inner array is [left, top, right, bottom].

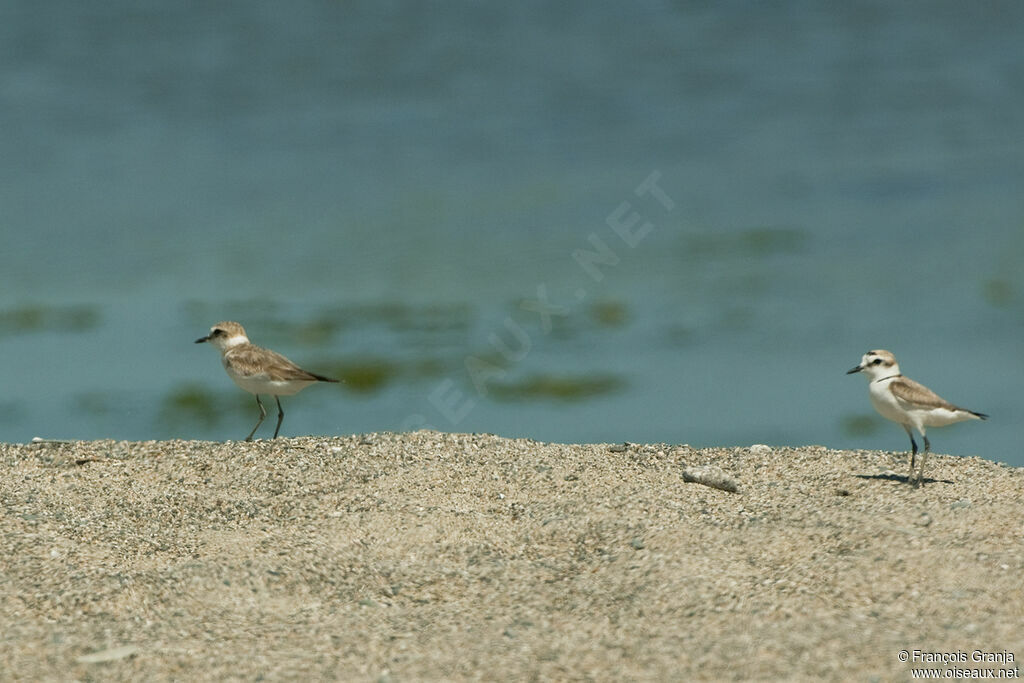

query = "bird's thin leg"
[[915, 434, 931, 488], [273, 396, 284, 439], [246, 395, 266, 442], [903, 425, 917, 480]]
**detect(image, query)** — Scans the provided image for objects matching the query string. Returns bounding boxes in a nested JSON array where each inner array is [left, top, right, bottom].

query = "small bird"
[[846, 349, 987, 487], [195, 321, 339, 441]]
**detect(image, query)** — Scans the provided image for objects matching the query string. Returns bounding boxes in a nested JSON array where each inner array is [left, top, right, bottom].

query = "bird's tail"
[[969, 410, 989, 420]]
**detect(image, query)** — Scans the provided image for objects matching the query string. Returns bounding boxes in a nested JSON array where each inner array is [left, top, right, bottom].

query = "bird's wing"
[[225, 344, 326, 382], [889, 376, 960, 412]]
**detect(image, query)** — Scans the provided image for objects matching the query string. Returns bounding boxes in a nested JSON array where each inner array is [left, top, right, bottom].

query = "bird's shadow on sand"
[[854, 473, 955, 486]]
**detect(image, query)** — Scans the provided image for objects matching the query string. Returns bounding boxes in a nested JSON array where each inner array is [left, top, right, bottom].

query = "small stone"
[[682, 466, 740, 493], [750, 444, 772, 455]]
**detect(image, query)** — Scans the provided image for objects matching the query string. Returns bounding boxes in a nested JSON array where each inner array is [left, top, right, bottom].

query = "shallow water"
[[2, 2, 1022, 464]]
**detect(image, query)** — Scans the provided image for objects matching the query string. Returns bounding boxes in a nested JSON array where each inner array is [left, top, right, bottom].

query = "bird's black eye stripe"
[[871, 358, 882, 365], [212, 329, 224, 336]]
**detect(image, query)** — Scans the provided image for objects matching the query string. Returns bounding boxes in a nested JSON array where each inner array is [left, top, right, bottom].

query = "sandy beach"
[[2, 431, 1022, 681]]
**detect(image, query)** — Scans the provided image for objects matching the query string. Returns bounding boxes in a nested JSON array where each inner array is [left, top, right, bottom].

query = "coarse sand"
[[1, 431, 1022, 681]]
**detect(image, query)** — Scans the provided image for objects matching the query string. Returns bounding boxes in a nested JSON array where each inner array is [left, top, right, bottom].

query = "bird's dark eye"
[[871, 358, 882, 365], [212, 329, 224, 336]]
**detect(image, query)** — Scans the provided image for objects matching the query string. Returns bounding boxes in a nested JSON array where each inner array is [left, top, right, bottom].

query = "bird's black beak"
[[195, 335, 211, 344], [846, 364, 862, 375]]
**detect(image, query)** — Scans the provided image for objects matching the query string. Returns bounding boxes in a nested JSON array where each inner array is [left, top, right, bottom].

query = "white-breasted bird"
[[846, 349, 987, 487]]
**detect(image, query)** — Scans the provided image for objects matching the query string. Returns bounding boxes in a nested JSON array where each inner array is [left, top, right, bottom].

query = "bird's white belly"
[[868, 382, 912, 425], [225, 365, 313, 397], [918, 408, 971, 427]]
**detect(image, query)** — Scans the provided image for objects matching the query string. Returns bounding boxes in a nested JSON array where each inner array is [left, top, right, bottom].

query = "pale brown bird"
[[196, 321, 338, 441]]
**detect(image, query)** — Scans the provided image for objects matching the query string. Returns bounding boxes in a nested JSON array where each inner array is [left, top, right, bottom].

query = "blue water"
[[2, 2, 1022, 465]]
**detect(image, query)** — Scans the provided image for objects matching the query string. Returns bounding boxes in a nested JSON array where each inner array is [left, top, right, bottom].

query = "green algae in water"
[[982, 278, 1015, 308], [739, 227, 808, 254], [73, 392, 112, 417], [316, 302, 472, 334], [160, 383, 235, 428], [0, 304, 100, 336], [489, 373, 625, 402], [329, 357, 400, 393], [409, 357, 448, 379], [183, 302, 473, 346], [684, 226, 808, 259], [840, 414, 882, 437], [589, 300, 630, 328]]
